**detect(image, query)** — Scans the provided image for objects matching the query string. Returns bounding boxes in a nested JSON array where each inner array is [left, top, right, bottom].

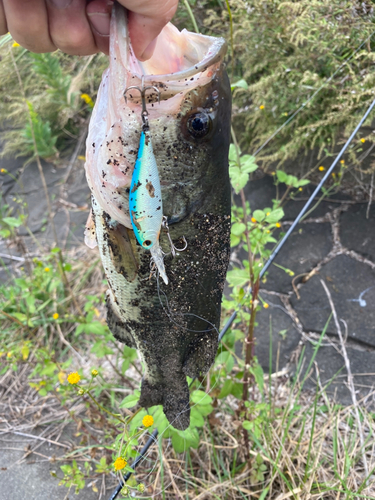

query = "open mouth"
[[111, 5, 227, 90]]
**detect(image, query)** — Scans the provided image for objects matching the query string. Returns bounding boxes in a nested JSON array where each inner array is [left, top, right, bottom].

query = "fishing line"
[[156, 272, 219, 334], [252, 30, 375, 157], [108, 94, 375, 500]]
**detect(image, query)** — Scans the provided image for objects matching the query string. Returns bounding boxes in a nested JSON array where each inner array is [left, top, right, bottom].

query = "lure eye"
[[187, 112, 211, 138], [143, 240, 152, 248]]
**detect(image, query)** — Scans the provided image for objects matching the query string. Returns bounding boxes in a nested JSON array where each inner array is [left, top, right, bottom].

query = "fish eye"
[[187, 112, 211, 138]]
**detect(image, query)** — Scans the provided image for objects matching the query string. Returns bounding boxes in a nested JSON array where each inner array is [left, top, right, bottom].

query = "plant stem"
[[231, 125, 258, 460], [182, 0, 200, 33], [86, 390, 126, 424], [225, 0, 235, 79]]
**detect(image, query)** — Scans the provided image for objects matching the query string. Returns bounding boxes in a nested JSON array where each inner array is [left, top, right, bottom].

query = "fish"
[[84, 2, 231, 430]]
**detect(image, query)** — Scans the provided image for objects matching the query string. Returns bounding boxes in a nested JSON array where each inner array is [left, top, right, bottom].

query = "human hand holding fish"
[[0, 0, 178, 60]]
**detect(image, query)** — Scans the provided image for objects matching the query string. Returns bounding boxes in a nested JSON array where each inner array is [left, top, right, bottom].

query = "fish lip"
[[139, 37, 227, 83]]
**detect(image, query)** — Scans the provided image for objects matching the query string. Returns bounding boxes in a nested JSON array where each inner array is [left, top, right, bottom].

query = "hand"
[[0, 0, 178, 60]]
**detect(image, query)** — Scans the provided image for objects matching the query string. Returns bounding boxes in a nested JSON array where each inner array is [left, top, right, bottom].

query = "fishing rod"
[[109, 95, 375, 499]]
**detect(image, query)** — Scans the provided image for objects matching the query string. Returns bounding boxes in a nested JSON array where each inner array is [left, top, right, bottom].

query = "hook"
[[124, 75, 161, 128], [162, 216, 188, 258]]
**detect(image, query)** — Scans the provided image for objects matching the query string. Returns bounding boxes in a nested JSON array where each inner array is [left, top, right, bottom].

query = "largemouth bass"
[[85, 3, 231, 430]]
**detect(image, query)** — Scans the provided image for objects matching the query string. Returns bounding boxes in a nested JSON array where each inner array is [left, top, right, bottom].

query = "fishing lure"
[[124, 80, 169, 284]]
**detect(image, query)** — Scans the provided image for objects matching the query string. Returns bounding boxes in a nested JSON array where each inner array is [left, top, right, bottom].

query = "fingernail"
[[49, 0, 73, 8], [139, 38, 157, 62], [88, 12, 111, 36]]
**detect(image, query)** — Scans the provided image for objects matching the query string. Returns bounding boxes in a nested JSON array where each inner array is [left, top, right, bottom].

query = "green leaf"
[[195, 403, 213, 417], [120, 391, 140, 409], [0, 229, 10, 238], [252, 210, 265, 222], [226, 268, 249, 288], [241, 155, 258, 173], [2, 217, 22, 227], [215, 351, 234, 372], [191, 390, 213, 405], [231, 79, 248, 91], [297, 179, 310, 186], [230, 234, 241, 247], [231, 222, 246, 236], [276, 170, 288, 183], [85, 322, 107, 335], [228, 143, 239, 162], [242, 420, 253, 431], [265, 208, 284, 224], [251, 363, 264, 395], [171, 432, 186, 453], [190, 407, 205, 427], [218, 379, 233, 399], [229, 166, 248, 194]]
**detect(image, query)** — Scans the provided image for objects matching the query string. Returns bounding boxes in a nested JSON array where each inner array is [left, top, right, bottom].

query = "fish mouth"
[[111, 4, 227, 95]]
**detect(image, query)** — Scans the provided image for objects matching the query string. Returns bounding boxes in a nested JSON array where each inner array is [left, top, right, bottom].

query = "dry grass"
[[0, 244, 374, 499], [1, 286, 375, 500]]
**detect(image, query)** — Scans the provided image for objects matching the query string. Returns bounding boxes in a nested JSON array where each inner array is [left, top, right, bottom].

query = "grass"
[[1, 244, 375, 498]]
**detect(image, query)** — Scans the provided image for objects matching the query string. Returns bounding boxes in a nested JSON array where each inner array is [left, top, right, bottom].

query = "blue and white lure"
[[124, 80, 186, 285]]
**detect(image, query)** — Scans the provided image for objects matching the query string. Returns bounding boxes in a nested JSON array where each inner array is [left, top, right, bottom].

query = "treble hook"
[[124, 75, 161, 128], [162, 216, 188, 258]]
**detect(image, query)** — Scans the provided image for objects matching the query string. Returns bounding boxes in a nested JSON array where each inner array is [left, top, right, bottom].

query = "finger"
[[86, 0, 112, 55], [119, 0, 178, 61], [46, 0, 98, 55], [2, 0, 55, 52], [0, 1, 8, 35]]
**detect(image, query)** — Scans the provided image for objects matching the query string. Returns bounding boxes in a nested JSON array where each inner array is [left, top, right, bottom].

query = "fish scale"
[[84, 3, 231, 430]]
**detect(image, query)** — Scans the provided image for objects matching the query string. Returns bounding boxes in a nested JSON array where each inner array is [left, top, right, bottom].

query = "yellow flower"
[[67, 372, 80, 385], [91, 369, 99, 377], [44, 267, 50, 272], [251, 217, 257, 223], [94, 308, 100, 317], [12, 42, 20, 48], [318, 166, 325, 171], [263, 303, 269, 309], [289, 271, 295, 276], [77, 155, 86, 161], [0, 168, 7, 174], [58, 371, 66, 384], [81, 93, 94, 107], [298, 187, 303, 191], [53, 313, 59, 320], [284, 112, 288, 116], [275, 222, 281, 228], [332, 173, 336, 178], [266, 212, 270, 216], [259, 105, 265, 110], [7, 352, 12, 358], [361, 138, 366, 143], [114, 457, 127, 471], [142, 415, 154, 428], [340, 159, 345, 164]]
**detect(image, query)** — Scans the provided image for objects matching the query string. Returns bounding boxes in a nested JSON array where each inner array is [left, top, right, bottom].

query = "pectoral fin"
[[84, 209, 97, 249], [105, 219, 139, 282]]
